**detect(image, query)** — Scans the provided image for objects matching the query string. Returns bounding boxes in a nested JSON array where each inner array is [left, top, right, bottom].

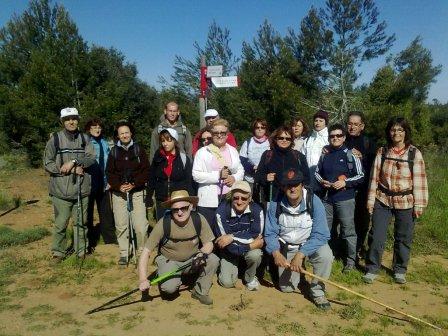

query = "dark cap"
[[280, 169, 304, 186], [313, 110, 329, 125]]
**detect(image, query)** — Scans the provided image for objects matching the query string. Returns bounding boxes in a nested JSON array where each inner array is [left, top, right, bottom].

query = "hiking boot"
[[50, 255, 64, 266], [343, 264, 355, 273], [314, 296, 331, 310], [246, 277, 260, 291], [118, 257, 127, 266], [362, 272, 377, 284], [394, 273, 407, 284], [191, 289, 213, 305]]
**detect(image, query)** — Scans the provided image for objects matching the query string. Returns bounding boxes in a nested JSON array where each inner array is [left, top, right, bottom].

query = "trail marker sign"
[[206, 65, 223, 78], [211, 76, 239, 88]]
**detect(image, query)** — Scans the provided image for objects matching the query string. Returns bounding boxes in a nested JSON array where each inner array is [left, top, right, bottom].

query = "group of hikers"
[[43, 102, 428, 309]]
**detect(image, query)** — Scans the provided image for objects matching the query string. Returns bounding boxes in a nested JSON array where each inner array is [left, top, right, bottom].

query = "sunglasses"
[[232, 196, 249, 202], [170, 205, 190, 213], [329, 134, 344, 139], [212, 131, 228, 137], [201, 137, 212, 142], [276, 136, 292, 141]]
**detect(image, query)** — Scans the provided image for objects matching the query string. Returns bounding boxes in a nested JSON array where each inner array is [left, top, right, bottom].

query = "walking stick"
[[126, 192, 137, 266], [300, 269, 441, 330], [75, 173, 82, 260], [86, 261, 192, 315]]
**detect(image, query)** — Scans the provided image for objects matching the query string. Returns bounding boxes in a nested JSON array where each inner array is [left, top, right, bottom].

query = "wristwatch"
[[71, 159, 78, 165]]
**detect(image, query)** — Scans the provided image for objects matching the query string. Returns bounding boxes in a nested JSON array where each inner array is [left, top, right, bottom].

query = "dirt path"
[[0, 169, 447, 336]]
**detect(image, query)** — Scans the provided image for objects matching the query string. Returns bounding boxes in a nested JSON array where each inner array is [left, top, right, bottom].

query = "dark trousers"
[[366, 201, 415, 275], [197, 206, 217, 229], [87, 189, 117, 246], [155, 201, 169, 222], [354, 191, 370, 253]]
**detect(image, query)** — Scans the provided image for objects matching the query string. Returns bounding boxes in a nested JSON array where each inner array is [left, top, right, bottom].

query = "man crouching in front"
[[138, 190, 219, 305], [264, 169, 334, 310]]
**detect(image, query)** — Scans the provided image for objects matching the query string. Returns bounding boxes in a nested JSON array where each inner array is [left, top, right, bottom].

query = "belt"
[[378, 184, 412, 197]]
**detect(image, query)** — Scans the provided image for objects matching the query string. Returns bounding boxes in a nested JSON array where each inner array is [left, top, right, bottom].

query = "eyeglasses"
[[212, 131, 228, 137], [171, 205, 190, 214], [347, 122, 362, 127], [276, 136, 292, 141], [201, 137, 212, 142], [391, 128, 405, 133], [232, 196, 249, 202], [329, 134, 344, 139]]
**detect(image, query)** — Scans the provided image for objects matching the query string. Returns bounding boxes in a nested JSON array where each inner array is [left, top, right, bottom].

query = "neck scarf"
[[208, 143, 227, 167], [161, 149, 176, 178]]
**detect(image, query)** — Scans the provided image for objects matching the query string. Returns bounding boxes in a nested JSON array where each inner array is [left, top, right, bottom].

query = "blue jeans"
[[324, 198, 357, 266]]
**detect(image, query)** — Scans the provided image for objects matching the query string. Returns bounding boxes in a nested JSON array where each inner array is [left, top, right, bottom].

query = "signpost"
[[211, 76, 239, 88], [206, 65, 223, 78]]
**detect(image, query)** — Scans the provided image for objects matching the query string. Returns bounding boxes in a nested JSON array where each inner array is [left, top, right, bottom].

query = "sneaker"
[[246, 277, 260, 291], [362, 272, 377, 284], [118, 257, 127, 266], [191, 289, 213, 305], [394, 273, 407, 284], [314, 296, 331, 310], [343, 264, 355, 273]]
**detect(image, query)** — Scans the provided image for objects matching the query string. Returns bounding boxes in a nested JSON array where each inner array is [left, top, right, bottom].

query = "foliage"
[[0, 226, 50, 248]]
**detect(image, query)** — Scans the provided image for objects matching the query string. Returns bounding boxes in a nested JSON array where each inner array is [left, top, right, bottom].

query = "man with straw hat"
[[138, 190, 219, 305], [213, 180, 264, 291]]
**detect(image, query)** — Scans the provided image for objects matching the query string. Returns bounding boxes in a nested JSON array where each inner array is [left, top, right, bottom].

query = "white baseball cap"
[[159, 127, 179, 141], [204, 109, 219, 118], [60, 107, 79, 119]]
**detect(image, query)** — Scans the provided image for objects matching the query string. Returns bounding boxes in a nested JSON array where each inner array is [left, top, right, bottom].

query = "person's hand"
[[273, 250, 290, 268], [60, 161, 75, 175], [220, 167, 230, 179], [413, 206, 423, 218], [321, 180, 332, 188], [250, 235, 264, 250], [215, 234, 233, 249], [139, 279, 150, 292], [351, 148, 363, 159], [120, 183, 133, 193], [267, 172, 276, 182], [190, 252, 208, 273], [290, 252, 305, 273], [74, 166, 84, 175], [332, 180, 346, 190], [321, 146, 330, 155], [367, 206, 373, 215], [224, 175, 235, 187]]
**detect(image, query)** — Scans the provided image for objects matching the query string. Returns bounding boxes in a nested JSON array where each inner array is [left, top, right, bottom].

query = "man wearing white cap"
[[43, 107, 96, 263], [192, 108, 237, 156], [149, 101, 192, 162], [213, 180, 264, 290], [138, 190, 219, 305]]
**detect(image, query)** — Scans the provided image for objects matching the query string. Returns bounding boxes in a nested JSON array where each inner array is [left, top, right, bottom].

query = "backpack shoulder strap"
[[380, 147, 386, 173], [408, 147, 416, 178], [305, 187, 314, 219], [265, 149, 273, 165], [182, 125, 187, 135], [191, 211, 201, 238], [160, 213, 172, 247], [346, 149, 354, 175], [80, 133, 87, 148], [133, 143, 141, 163], [180, 152, 187, 169], [52, 132, 60, 154]]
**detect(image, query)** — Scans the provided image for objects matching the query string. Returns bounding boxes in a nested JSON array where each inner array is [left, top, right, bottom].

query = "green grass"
[[407, 262, 448, 285], [338, 300, 366, 321], [276, 322, 307, 335], [329, 260, 364, 286], [0, 226, 50, 248], [0, 192, 20, 212]]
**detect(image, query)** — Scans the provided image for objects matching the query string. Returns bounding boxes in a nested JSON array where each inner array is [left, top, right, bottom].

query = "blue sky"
[[1, 0, 447, 103]]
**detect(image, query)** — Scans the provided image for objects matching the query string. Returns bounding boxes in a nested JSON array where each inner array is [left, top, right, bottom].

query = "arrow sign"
[[211, 76, 239, 88]]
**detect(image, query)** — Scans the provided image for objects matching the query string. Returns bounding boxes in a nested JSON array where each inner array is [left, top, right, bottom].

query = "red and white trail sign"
[[211, 76, 239, 88]]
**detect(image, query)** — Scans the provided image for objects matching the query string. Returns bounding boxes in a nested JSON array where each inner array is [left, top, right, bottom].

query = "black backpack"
[[110, 142, 141, 163], [159, 211, 202, 248], [380, 146, 416, 179], [52, 131, 87, 167]]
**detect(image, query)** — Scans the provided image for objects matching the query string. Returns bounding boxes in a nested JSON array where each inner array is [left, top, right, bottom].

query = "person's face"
[[292, 121, 304, 138], [329, 129, 346, 148], [200, 131, 212, 147], [275, 131, 292, 149], [171, 201, 192, 223], [161, 135, 175, 152], [211, 125, 228, 148], [389, 124, 406, 145], [232, 191, 251, 214], [164, 103, 180, 123], [254, 123, 267, 138], [283, 183, 303, 205], [117, 126, 132, 145], [89, 124, 102, 138], [314, 118, 326, 131], [205, 115, 218, 126], [347, 115, 364, 137], [62, 116, 79, 132]]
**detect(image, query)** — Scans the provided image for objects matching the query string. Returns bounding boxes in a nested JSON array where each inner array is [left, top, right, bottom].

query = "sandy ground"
[[0, 168, 447, 336]]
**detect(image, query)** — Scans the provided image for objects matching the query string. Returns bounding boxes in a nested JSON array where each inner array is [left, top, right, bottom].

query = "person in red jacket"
[[192, 109, 237, 156]]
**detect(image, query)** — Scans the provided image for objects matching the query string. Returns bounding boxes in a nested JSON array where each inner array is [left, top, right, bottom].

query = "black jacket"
[[147, 149, 193, 202], [255, 146, 310, 201]]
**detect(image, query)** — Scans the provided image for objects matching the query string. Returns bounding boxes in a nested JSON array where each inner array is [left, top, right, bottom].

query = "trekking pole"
[[299, 269, 441, 330], [75, 170, 82, 261], [86, 261, 192, 315], [126, 191, 137, 266], [219, 166, 227, 203]]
